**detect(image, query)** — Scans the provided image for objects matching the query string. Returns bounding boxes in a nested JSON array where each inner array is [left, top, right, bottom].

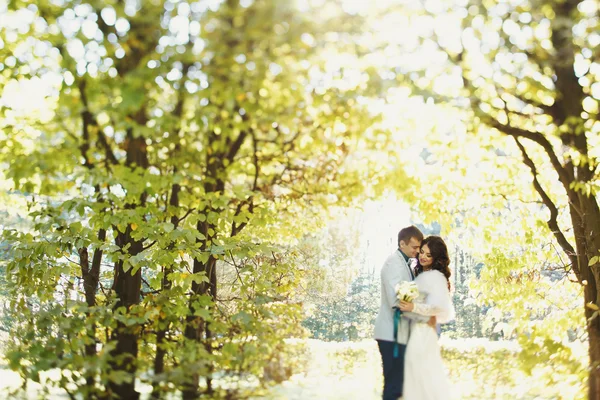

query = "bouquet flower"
[[395, 281, 419, 303]]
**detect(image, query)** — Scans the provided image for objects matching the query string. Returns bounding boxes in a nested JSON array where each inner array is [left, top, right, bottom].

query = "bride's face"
[[419, 244, 433, 269]]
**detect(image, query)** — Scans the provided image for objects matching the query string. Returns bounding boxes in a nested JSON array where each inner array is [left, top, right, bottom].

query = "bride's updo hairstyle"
[[415, 236, 451, 291]]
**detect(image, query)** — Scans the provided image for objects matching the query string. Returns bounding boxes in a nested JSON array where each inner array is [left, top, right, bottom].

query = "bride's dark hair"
[[414, 236, 451, 291]]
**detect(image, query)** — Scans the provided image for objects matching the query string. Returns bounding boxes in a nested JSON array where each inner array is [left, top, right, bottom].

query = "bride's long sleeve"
[[402, 310, 431, 322], [412, 302, 443, 316], [411, 271, 455, 324]]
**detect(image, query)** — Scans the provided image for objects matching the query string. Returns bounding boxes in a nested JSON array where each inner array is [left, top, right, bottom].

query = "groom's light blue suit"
[[374, 250, 414, 343], [374, 249, 429, 400]]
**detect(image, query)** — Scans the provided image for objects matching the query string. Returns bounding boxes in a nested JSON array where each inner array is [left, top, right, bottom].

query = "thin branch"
[[225, 130, 249, 165], [176, 207, 196, 225], [96, 129, 119, 165], [488, 119, 574, 191], [141, 277, 157, 292], [228, 250, 244, 285], [549, 241, 570, 275], [98, 280, 109, 298], [231, 132, 258, 237], [497, 193, 544, 206], [142, 240, 157, 251], [509, 91, 555, 115], [251, 131, 259, 191], [429, 28, 577, 200], [78, 79, 118, 165]]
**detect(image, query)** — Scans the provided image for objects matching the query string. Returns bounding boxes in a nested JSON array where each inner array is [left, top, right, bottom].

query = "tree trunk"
[[578, 195, 600, 400], [584, 281, 600, 400], [109, 229, 143, 400], [109, 132, 147, 400], [78, 247, 96, 396], [78, 225, 106, 398]]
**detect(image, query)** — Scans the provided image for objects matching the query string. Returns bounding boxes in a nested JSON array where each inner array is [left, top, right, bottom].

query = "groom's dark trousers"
[[377, 339, 406, 400]]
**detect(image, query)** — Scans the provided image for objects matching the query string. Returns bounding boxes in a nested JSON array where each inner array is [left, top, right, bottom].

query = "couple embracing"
[[374, 225, 455, 400]]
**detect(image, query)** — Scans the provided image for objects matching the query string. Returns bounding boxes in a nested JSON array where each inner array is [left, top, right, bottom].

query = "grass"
[[261, 337, 586, 400], [0, 337, 586, 399]]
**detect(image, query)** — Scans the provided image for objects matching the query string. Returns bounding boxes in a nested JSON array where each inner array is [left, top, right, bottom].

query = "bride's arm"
[[411, 302, 443, 316], [401, 310, 431, 322], [400, 273, 454, 322]]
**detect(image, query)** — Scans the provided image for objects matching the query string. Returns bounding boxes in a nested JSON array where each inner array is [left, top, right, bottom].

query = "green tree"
[[0, 1, 394, 398], [387, 0, 598, 396]]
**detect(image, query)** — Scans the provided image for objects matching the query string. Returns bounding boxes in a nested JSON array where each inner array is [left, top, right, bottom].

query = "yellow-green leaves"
[[0, 0, 404, 397]]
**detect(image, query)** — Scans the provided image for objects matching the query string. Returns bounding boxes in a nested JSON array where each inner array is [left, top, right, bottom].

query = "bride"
[[399, 235, 455, 400]]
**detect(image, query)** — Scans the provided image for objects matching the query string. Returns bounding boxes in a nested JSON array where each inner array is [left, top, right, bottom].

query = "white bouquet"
[[395, 281, 419, 303]]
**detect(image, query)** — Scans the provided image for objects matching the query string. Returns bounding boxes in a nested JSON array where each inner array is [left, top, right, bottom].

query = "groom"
[[374, 225, 432, 400]]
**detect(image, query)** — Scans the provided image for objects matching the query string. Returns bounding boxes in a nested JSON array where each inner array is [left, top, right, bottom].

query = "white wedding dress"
[[403, 270, 455, 400]]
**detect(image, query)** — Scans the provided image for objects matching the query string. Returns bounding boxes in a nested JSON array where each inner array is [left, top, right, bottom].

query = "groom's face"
[[400, 237, 422, 258]]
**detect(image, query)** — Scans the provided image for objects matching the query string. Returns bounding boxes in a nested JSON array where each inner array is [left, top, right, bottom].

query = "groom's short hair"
[[398, 225, 424, 245]]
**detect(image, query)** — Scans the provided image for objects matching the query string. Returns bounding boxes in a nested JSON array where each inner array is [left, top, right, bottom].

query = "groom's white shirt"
[[374, 249, 428, 344]]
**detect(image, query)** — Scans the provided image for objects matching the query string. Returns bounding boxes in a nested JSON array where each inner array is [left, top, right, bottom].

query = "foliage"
[[440, 338, 586, 400], [0, 1, 397, 398]]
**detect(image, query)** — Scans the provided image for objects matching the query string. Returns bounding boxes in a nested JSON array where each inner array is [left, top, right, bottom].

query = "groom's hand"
[[427, 316, 436, 328]]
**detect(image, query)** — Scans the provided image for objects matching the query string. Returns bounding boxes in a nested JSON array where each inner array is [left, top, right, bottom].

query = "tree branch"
[[225, 130, 249, 165], [487, 118, 572, 187], [514, 137, 580, 281], [78, 79, 118, 165]]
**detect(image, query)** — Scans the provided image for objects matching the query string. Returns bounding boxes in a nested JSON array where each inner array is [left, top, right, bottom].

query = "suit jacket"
[[373, 249, 429, 344]]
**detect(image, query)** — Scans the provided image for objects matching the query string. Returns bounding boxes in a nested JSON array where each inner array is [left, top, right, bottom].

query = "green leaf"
[[587, 302, 599, 311], [190, 273, 210, 284], [107, 370, 133, 385], [162, 222, 174, 233], [193, 308, 211, 319]]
